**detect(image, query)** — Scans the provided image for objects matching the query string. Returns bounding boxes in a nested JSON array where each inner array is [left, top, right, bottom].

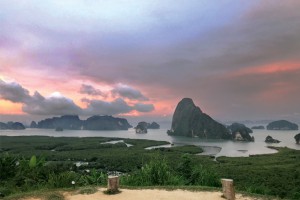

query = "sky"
[[1, 0, 300, 125]]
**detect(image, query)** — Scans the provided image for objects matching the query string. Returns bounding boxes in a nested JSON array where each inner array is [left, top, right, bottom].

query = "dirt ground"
[[24, 188, 262, 200]]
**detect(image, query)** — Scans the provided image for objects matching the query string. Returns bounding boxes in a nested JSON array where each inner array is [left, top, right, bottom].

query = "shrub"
[[78, 169, 107, 186], [121, 155, 182, 186], [47, 171, 80, 188]]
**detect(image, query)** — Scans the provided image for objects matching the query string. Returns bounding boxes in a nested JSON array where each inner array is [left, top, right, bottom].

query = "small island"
[[135, 122, 148, 133], [134, 121, 160, 133], [251, 125, 265, 130], [228, 123, 254, 142], [266, 120, 298, 130], [55, 127, 64, 132], [265, 135, 280, 143], [294, 133, 300, 144]]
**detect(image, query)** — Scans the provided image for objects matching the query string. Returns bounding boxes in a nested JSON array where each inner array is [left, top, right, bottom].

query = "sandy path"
[[24, 188, 260, 200]]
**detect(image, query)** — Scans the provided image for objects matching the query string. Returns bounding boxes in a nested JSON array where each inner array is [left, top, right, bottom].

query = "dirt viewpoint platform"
[[25, 188, 262, 200]]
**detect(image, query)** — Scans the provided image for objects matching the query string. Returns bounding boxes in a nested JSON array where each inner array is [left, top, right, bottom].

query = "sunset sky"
[[1, 0, 300, 125]]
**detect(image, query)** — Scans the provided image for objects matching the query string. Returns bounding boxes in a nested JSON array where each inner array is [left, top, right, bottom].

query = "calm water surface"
[[1, 128, 299, 157]]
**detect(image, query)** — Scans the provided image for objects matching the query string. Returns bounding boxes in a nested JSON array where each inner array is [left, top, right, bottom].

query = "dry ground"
[[23, 188, 263, 200]]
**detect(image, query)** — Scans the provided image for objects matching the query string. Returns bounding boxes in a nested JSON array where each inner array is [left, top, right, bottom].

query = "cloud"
[[0, 79, 155, 116], [82, 98, 155, 115], [22, 91, 83, 115], [79, 84, 105, 96], [0, 79, 31, 103], [82, 98, 133, 115], [111, 84, 149, 101]]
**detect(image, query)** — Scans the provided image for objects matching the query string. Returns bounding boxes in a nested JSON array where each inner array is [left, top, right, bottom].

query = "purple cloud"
[[111, 84, 149, 101], [79, 84, 105, 96]]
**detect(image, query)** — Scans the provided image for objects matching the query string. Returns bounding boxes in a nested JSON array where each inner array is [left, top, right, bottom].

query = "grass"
[[1, 189, 70, 200], [77, 187, 98, 195]]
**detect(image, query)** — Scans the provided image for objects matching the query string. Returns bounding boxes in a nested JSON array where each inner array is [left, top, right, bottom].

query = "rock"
[[168, 98, 231, 139], [267, 120, 298, 130], [228, 123, 254, 142], [265, 135, 280, 143], [30, 121, 38, 128], [294, 133, 300, 144], [148, 122, 160, 129], [251, 125, 265, 129], [135, 122, 148, 133]]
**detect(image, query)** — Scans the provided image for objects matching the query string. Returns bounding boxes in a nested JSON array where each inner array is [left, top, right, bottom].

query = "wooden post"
[[221, 179, 235, 200], [107, 175, 119, 192]]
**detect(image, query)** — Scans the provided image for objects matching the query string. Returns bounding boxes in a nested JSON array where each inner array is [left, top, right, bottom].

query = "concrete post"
[[221, 178, 235, 200], [107, 175, 119, 192]]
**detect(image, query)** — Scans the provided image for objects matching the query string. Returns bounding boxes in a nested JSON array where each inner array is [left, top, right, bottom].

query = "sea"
[[1, 128, 299, 157]]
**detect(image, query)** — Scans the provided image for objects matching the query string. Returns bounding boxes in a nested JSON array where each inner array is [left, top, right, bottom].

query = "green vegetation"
[[216, 147, 300, 199], [1, 136, 300, 199], [78, 187, 98, 195]]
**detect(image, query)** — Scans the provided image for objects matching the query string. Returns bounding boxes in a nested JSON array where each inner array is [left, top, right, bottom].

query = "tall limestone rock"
[[168, 98, 231, 139]]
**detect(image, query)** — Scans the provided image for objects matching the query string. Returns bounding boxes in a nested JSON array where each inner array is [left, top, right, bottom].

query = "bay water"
[[1, 128, 299, 157]]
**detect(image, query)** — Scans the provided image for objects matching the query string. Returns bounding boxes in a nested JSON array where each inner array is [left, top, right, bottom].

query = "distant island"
[[251, 125, 265, 129], [266, 120, 298, 130], [0, 121, 25, 130], [265, 135, 280, 143], [31, 115, 132, 130], [134, 121, 160, 134], [228, 123, 254, 142]]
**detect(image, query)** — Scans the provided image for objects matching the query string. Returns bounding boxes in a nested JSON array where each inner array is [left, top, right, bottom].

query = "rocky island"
[[0, 121, 26, 130], [265, 135, 280, 143], [294, 133, 300, 144], [266, 120, 298, 130], [35, 115, 132, 130], [135, 122, 148, 133], [167, 98, 231, 139], [228, 123, 254, 142], [148, 122, 160, 129], [134, 121, 160, 133], [251, 125, 265, 129]]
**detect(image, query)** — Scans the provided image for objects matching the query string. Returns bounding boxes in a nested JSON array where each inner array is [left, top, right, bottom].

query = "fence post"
[[221, 178, 235, 200], [107, 175, 119, 192]]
